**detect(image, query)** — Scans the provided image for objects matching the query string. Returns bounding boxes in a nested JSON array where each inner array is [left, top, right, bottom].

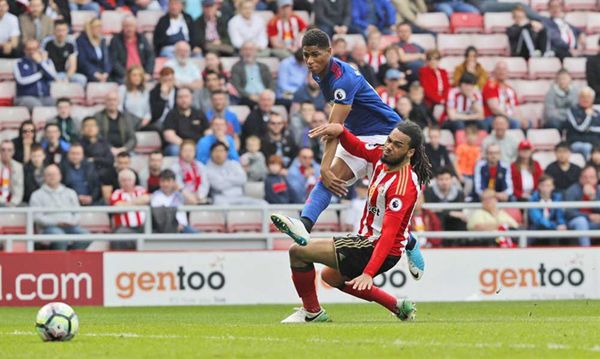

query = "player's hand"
[[309, 123, 343, 141], [320, 169, 347, 197], [346, 273, 373, 291]]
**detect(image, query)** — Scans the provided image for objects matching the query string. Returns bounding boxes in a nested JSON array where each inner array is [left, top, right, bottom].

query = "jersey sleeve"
[[339, 128, 382, 166], [331, 71, 360, 105], [363, 182, 418, 277], [482, 81, 499, 101]]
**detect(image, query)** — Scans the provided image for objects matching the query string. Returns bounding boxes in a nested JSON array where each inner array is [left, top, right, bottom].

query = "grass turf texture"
[[1, 301, 599, 358]]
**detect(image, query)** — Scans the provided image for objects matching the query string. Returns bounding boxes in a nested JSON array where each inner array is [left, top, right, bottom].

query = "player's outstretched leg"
[[406, 233, 425, 281]]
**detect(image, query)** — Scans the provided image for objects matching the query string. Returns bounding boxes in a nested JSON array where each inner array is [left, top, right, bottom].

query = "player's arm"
[[309, 125, 382, 165], [317, 104, 352, 196]]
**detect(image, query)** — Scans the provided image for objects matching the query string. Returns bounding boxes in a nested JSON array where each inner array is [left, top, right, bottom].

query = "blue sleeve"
[[228, 112, 241, 134], [331, 71, 361, 105], [76, 38, 95, 80], [351, 0, 368, 32], [554, 193, 566, 226], [528, 207, 555, 230], [227, 137, 239, 161], [383, 0, 395, 28], [195, 138, 212, 164]]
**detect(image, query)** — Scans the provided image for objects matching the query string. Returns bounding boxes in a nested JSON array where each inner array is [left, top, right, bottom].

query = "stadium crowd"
[[0, 0, 599, 249]]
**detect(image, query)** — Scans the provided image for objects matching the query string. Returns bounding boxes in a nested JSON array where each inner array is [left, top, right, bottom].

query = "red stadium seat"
[[411, 34, 436, 51], [226, 210, 262, 232], [79, 212, 112, 233], [101, 10, 126, 35], [528, 57, 562, 79], [0, 107, 30, 129], [0, 213, 26, 234], [565, 12, 588, 32], [71, 10, 96, 33], [137, 10, 163, 32], [0, 59, 18, 80], [483, 12, 512, 33], [135, 131, 161, 154], [50, 82, 86, 104], [527, 128, 561, 151], [312, 209, 340, 232], [86, 82, 119, 105], [416, 12, 450, 33], [563, 57, 587, 79], [510, 80, 552, 103], [190, 211, 226, 233], [450, 13, 483, 33], [32, 106, 57, 129], [0, 81, 15, 106]]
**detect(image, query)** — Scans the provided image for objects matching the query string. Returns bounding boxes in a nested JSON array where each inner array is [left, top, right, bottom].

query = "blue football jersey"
[[314, 57, 402, 136]]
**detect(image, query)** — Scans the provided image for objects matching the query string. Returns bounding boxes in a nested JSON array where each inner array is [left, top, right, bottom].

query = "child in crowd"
[[240, 136, 268, 182], [264, 155, 294, 204], [455, 124, 481, 198]]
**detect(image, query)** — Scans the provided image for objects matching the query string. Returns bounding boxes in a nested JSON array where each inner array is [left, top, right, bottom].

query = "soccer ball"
[[35, 302, 79, 342]]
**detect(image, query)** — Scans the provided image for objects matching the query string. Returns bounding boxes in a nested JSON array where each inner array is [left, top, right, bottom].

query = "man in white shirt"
[[227, 0, 268, 52], [150, 169, 197, 233], [165, 41, 203, 91], [0, 0, 19, 58]]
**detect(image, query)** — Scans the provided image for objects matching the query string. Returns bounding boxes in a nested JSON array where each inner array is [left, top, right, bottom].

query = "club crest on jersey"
[[334, 88, 346, 101], [389, 198, 402, 212], [365, 143, 377, 150]]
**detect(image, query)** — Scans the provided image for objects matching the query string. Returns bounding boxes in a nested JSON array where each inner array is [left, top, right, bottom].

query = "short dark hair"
[[82, 116, 97, 125], [592, 145, 600, 154], [210, 141, 228, 152], [30, 143, 44, 153], [117, 151, 131, 159], [54, 19, 68, 27], [459, 72, 477, 85], [464, 45, 477, 58], [69, 142, 83, 150], [555, 141, 570, 151], [301, 28, 330, 49], [211, 90, 228, 98], [435, 167, 453, 177], [56, 97, 71, 106], [150, 150, 163, 157], [538, 174, 554, 184], [159, 169, 176, 181], [44, 123, 60, 132]]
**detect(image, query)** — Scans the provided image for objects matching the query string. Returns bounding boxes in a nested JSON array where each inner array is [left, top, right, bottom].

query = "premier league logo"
[[334, 88, 346, 101], [389, 198, 402, 212]]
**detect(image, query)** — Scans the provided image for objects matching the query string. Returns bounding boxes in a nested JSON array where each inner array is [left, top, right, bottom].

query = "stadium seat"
[[571, 153, 586, 168], [584, 34, 600, 55], [71, 10, 96, 33], [0, 81, 15, 106], [72, 105, 103, 122], [226, 210, 263, 232], [0, 106, 30, 129], [437, 34, 509, 56], [135, 131, 162, 154], [101, 11, 126, 34], [450, 13, 483, 33], [229, 105, 250, 124], [586, 13, 600, 34], [339, 209, 357, 232], [483, 12, 512, 33], [0, 213, 26, 234], [273, 105, 288, 122], [255, 10, 274, 25], [379, 35, 398, 50], [563, 57, 587, 79], [296, 10, 310, 25], [190, 211, 226, 232], [153, 57, 168, 79], [565, 12, 588, 32], [219, 57, 240, 75], [86, 82, 119, 105], [530, 0, 548, 11], [506, 129, 525, 143], [32, 106, 58, 129], [527, 128, 561, 151], [0, 129, 18, 142], [478, 57, 528, 78], [0, 59, 18, 80], [416, 12, 450, 33], [79, 212, 111, 233], [564, 0, 597, 11], [244, 181, 265, 200], [332, 34, 365, 50], [129, 154, 149, 174], [503, 208, 524, 228], [440, 129, 455, 151], [439, 56, 464, 78], [519, 103, 544, 128], [50, 82, 85, 104], [528, 57, 562, 79], [257, 57, 280, 77], [532, 151, 556, 170], [137, 10, 163, 32], [510, 80, 552, 103], [312, 209, 340, 232], [162, 156, 178, 169], [411, 34, 436, 51]]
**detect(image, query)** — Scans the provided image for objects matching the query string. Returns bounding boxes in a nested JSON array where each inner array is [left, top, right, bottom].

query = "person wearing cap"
[[419, 49, 450, 110], [192, 0, 234, 56], [376, 68, 407, 109], [349, 0, 396, 36], [153, 0, 198, 58], [267, 0, 307, 59], [565, 86, 600, 160], [443, 72, 484, 132], [510, 139, 542, 201]]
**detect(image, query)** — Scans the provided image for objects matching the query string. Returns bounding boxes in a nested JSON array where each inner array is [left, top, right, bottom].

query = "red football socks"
[[291, 266, 321, 314], [342, 284, 397, 313]]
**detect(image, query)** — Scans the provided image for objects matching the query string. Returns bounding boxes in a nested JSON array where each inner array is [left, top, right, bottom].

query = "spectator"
[[264, 154, 294, 203], [261, 112, 298, 168], [94, 92, 137, 156], [60, 143, 101, 205], [332, 37, 350, 62], [108, 15, 155, 84], [424, 167, 466, 232], [419, 49, 450, 110], [165, 41, 203, 91], [394, 96, 412, 122], [565, 87, 600, 160], [0, 0, 19, 58], [163, 87, 209, 155], [118, 65, 151, 129], [267, 0, 307, 58], [153, 0, 198, 58], [377, 69, 406, 109], [376, 45, 403, 87], [171, 140, 209, 205], [454, 124, 481, 193], [76, 18, 111, 83], [41, 19, 86, 86], [41, 123, 69, 165], [201, 52, 228, 82], [68, 0, 100, 13], [195, 117, 238, 164], [150, 169, 197, 233], [23, 144, 45, 203], [0, 140, 23, 206], [205, 90, 241, 140], [14, 39, 56, 111], [79, 117, 115, 196], [391, 0, 428, 33], [350, 0, 395, 36], [231, 41, 274, 107], [452, 46, 488, 89], [110, 152, 141, 191], [365, 30, 385, 73], [206, 141, 263, 205], [149, 66, 177, 130], [240, 135, 268, 182], [290, 101, 315, 145], [12, 120, 37, 164], [507, 5, 549, 60], [48, 98, 78, 143], [564, 165, 600, 247], [313, 0, 351, 37], [481, 115, 518, 164], [241, 89, 276, 145], [349, 43, 379, 88], [407, 82, 434, 128], [396, 22, 426, 82], [110, 169, 150, 249], [287, 147, 319, 203], [432, 0, 479, 17], [276, 49, 308, 105], [545, 141, 581, 192], [543, 68, 578, 130], [542, 0, 585, 59], [29, 164, 88, 249], [425, 126, 454, 171], [511, 140, 542, 201], [444, 72, 485, 131], [474, 143, 513, 202], [482, 61, 525, 130], [589, 146, 600, 173], [301, 111, 327, 163], [19, 0, 53, 43], [139, 151, 163, 193], [227, 0, 268, 52], [292, 72, 326, 112], [586, 37, 600, 104], [192, 0, 233, 56], [466, 188, 518, 246], [528, 175, 566, 245], [196, 69, 224, 112]]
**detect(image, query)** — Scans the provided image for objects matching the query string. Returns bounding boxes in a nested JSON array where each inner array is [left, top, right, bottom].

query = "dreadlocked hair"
[[301, 28, 331, 49], [396, 121, 432, 186]]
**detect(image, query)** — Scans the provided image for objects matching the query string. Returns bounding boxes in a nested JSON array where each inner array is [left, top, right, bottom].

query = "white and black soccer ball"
[[35, 302, 79, 342]]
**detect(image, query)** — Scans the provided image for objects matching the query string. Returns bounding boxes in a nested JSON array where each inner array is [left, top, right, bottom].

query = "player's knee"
[[321, 268, 344, 288], [288, 243, 304, 261]]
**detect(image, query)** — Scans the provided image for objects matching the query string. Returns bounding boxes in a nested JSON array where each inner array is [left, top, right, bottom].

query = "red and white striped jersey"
[[364, 51, 386, 72], [446, 87, 483, 114], [110, 186, 148, 228], [377, 87, 405, 109], [482, 79, 519, 117], [339, 128, 421, 277]]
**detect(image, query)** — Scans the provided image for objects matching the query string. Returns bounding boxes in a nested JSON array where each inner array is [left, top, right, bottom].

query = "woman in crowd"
[[452, 46, 488, 89], [149, 66, 178, 131], [118, 65, 151, 129], [511, 140, 543, 201], [76, 18, 111, 83], [12, 120, 37, 164]]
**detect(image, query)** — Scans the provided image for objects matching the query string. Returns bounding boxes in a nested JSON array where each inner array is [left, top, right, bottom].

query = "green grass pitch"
[[1, 301, 599, 358]]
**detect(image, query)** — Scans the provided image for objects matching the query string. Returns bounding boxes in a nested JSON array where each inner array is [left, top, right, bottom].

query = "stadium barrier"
[[1, 201, 600, 251]]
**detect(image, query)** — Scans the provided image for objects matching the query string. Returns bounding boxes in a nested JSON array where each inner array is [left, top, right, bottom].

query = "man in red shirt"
[[482, 61, 526, 130], [273, 121, 432, 323], [267, 0, 307, 59]]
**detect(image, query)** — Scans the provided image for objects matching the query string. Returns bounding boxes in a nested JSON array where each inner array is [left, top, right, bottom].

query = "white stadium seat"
[[0, 81, 15, 105], [510, 80, 552, 103], [226, 210, 262, 232], [101, 10, 127, 34], [439, 56, 464, 78], [438, 34, 509, 56], [190, 211, 226, 232], [585, 34, 599, 55], [71, 11, 97, 33], [527, 128, 561, 151], [32, 106, 58, 129], [229, 105, 251, 124], [0, 213, 26, 234], [244, 181, 265, 200], [411, 34, 436, 51], [312, 209, 340, 232], [528, 57, 562, 79], [532, 151, 556, 170], [416, 12, 450, 33], [130, 154, 149, 174], [332, 34, 365, 50], [565, 12, 588, 32], [0, 59, 18, 80], [484, 12, 512, 33], [72, 105, 103, 122], [137, 10, 163, 32], [135, 132, 162, 154], [79, 212, 112, 233], [0, 107, 30, 129], [586, 13, 600, 34], [520, 103, 544, 128], [86, 82, 119, 105], [564, 0, 597, 11], [257, 57, 280, 77], [50, 82, 86, 104], [563, 57, 587, 79]]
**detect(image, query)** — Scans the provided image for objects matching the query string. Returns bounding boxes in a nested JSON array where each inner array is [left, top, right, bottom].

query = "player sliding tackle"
[[270, 28, 425, 281], [278, 121, 432, 323]]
